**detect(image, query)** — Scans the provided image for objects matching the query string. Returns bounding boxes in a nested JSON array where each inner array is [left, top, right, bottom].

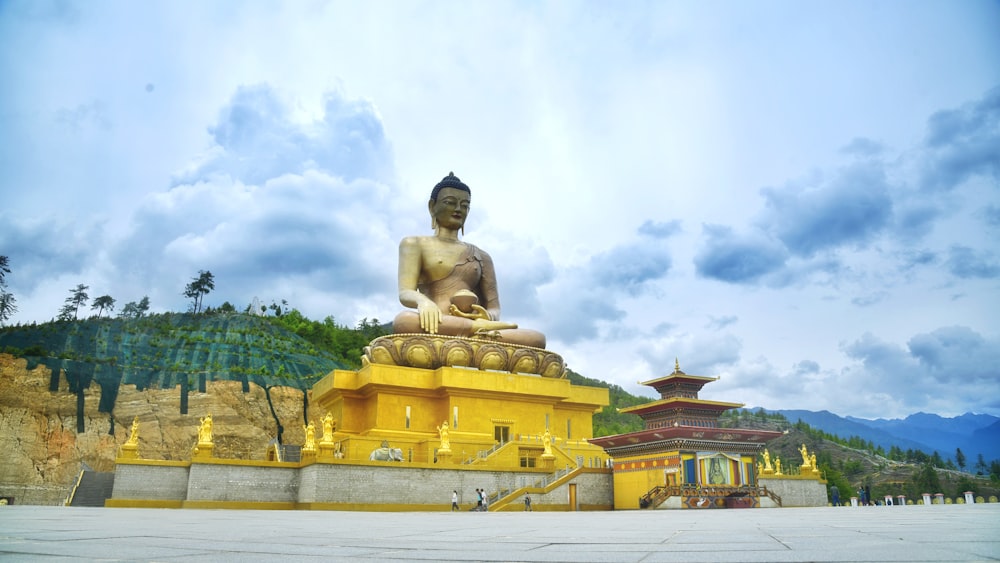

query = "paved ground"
[[0, 504, 998, 562]]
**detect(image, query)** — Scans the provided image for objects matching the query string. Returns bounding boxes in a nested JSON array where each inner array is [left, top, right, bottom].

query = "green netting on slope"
[[0, 313, 350, 414]]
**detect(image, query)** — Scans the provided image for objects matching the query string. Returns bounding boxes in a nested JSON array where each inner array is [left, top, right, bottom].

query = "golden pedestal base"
[[192, 442, 214, 459], [363, 334, 566, 378]]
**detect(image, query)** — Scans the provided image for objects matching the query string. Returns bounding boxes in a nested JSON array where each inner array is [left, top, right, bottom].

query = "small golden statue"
[[126, 416, 140, 446], [197, 414, 213, 445], [762, 449, 773, 473], [321, 413, 336, 444], [811, 453, 819, 473], [192, 413, 214, 459], [799, 443, 810, 467], [437, 420, 451, 451], [119, 415, 141, 459], [302, 421, 317, 452], [542, 429, 553, 457], [774, 457, 782, 475]]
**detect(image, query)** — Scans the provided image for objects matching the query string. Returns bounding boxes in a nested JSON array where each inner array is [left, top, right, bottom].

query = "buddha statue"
[[392, 172, 546, 349]]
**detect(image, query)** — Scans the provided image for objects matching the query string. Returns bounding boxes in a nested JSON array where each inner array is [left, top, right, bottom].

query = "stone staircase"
[[67, 471, 116, 507]]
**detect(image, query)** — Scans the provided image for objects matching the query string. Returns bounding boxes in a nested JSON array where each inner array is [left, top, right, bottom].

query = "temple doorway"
[[494, 425, 510, 445]]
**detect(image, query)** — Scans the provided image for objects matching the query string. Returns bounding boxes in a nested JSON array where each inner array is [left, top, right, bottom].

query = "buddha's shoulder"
[[399, 235, 435, 247]]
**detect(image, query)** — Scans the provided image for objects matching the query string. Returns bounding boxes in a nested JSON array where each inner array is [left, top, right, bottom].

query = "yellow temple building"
[[589, 361, 784, 509], [310, 361, 611, 470]]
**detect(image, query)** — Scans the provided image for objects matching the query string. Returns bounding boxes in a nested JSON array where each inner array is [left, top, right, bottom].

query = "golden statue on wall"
[[119, 415, 141, 460], [321, 413, 336, 445], [302, 421, 317, 452], [761, 449, 773, 473], [126, 416, 140, 446], [437, 421, 451, 452], [542, 428, 554, 458], [799, 443, 810, 467], [197, 414, 213, 445]]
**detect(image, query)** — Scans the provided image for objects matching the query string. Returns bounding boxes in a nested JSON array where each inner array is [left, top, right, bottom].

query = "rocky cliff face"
[[0, 354, 309, 505]]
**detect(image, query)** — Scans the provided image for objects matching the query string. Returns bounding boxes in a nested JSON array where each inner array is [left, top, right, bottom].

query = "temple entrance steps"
[[66, 470, 115, 507], [640, 484, 673, 509], [761, 486, 783, 507], [639, 484, 783, 509], [486, 465, 585, 511]]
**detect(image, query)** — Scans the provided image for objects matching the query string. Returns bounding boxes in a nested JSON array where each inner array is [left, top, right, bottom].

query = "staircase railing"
[[486, 465, 584, 511], [639, 484, 782, 508], [64, 468, 86, 506], [760, 485, 783, 506], [463, 440, 507, 464]]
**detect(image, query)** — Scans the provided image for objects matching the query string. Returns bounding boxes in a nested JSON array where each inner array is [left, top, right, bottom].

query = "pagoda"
[[588, 360, 783, 509]]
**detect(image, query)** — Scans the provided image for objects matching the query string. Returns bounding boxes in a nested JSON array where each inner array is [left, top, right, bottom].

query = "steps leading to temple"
[[68, 471, 115, 507]]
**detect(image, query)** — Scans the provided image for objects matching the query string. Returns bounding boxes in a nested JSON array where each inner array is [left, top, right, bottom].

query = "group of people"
[[450, 489, 491, 511], [830, 484, 881, 506], [450, 489, 533, 511], [857, 485, 873, 505], [474, 488, 489, 511]]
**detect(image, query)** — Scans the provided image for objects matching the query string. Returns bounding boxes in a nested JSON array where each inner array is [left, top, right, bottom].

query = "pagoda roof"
[[639, 359, 719, 392], [588, 425, 785, 454], [639, 372, 718, 388], [620, 397, 743, 417]]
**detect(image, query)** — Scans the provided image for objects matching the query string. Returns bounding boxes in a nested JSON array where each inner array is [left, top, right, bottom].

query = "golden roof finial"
[[674, 358, 682, 374]]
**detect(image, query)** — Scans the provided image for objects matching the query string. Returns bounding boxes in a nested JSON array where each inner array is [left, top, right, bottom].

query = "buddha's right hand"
[[417, 301, 441, 334]]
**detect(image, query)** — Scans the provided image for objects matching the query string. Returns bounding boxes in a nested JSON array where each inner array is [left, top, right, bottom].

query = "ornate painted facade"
[[589, 361, 783, 509]]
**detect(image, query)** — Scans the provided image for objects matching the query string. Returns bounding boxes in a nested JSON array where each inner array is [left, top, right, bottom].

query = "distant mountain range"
[[769, 409, 1000, 464]]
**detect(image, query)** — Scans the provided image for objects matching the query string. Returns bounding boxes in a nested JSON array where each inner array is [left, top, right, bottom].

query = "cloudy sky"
[[2, 1, 998, 419]]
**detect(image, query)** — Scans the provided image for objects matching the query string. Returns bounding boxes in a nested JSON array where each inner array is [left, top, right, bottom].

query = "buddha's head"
[[429, 172, 472, 232]]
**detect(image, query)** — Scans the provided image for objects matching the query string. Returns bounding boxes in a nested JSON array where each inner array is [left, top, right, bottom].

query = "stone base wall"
[[110, 458, 614, 511], [113, 462, 189, 501], [758, 477, 827, 507]]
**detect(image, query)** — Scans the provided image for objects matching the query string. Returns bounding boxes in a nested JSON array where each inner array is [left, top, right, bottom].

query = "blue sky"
[[1, 1, 998, 418]]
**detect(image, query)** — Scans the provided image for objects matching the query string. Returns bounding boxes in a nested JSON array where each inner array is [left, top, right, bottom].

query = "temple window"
[[519, 449, 538, 467], [453, 406, 459, 429], [567, 419, 572, 439], [405, 405, 411, 429]]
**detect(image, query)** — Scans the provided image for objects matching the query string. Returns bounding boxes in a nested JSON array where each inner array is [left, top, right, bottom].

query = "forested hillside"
[[0, 311, 387, 422], [2, 311, 998, 503]]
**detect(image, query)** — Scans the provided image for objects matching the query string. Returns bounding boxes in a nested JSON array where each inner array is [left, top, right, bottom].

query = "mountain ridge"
[[773, 408, 1000, 464]]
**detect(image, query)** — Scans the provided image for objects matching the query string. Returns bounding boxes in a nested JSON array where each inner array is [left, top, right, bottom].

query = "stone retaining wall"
[[758, 477, 827, 507], [110, 458, 614, 511]]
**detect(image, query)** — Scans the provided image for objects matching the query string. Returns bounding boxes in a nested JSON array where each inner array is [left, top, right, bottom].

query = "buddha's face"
[[430, 187, 471, 231]]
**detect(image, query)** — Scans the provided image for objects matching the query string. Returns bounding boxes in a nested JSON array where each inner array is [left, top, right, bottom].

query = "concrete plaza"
[[0, 504, 998, 562]]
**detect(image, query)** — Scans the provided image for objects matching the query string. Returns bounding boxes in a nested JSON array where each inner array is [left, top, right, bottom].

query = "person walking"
[[524, 494, 532, 512], [830, 485, 840, 506], [451, 490, 459, 511]]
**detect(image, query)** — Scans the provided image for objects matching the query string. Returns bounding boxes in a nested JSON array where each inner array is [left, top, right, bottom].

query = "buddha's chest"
[[421, 242, 478, 280]]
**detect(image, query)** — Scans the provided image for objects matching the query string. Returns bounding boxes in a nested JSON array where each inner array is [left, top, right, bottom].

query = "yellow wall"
[[610, 451, 682, 509], [311, 364, 611, 468]]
